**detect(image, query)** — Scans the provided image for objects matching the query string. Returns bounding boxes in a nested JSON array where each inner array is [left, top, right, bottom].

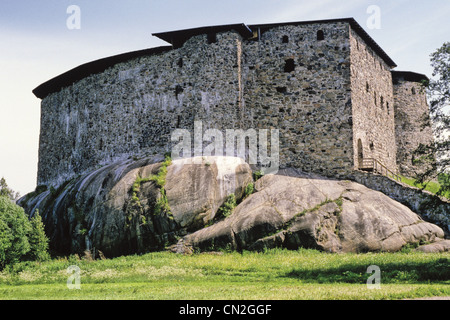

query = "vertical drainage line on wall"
[[237, 38, 244, 129]]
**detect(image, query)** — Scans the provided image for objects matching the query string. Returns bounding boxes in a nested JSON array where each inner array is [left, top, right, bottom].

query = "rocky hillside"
[[18, 156, 449, 257]]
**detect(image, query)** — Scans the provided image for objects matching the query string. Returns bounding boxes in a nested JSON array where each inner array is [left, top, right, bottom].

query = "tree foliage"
[[0, 188, 50, 269], [27, 210, 50, 262], [0, 177, 20, 201], [413, 42, 450, 197], [0, 196, 31, 269]]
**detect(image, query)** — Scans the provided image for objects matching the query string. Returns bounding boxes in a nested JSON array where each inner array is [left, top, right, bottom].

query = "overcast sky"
[[0, 0, 449, 196]]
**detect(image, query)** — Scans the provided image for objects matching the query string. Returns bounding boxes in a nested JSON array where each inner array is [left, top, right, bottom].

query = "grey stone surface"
[[393, 80, 434, 176], [18, 156, 253, 257], [35, 20, 427, 188], [349, 171, 450, 236], [415, 240, 450, 253], [183, 172, 445, 253]]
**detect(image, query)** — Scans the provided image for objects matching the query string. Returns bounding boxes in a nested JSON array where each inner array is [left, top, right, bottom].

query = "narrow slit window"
[[282, 35, 289, 43], [411, 87, 416, 95], [284, 59, 295, 73], [366, 82, 370, 92], [317, 30, 325, 41]]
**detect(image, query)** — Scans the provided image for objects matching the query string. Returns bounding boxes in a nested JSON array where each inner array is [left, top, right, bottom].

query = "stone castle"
[[33, 18, 433, 188]]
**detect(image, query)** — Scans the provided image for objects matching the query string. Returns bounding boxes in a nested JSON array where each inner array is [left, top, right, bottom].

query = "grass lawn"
[[400, 176, 450, 199], [0, 249, 448, 300]]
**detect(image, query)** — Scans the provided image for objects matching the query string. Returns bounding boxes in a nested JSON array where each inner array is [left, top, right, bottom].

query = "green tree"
[[27, 210, 50, 262], [0, 196, 31, 269], [0, 177, 20, 201], [413, 42, 450, 196]]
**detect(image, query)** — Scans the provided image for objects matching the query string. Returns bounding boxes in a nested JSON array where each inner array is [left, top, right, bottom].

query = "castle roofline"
[[32, 46, 172, 99], [391, 70, 429, 83], [154, 18, 397, 68], [249, 18, 397, 68], [153, 23, 254, 48], [34, 18, 397, 100]]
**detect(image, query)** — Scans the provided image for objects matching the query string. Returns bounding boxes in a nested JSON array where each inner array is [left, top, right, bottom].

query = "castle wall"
[[38, 32, 244, 187], [242, 22, 354, 177], [393, 80, 434, 176], [349, 29, 397, 172], [38, 22, 358, 187]]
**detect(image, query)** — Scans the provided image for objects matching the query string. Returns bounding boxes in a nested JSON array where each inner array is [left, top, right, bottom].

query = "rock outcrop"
[[182, 169, 446, 253], [19, 159, 447, 257], [19, 156, 253, 257]]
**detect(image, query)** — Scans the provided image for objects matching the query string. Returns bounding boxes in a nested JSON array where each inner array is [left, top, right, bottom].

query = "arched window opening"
[[411, 87, 416, 95], [357, 139, 364, 168], [317, 30, 325, 41]]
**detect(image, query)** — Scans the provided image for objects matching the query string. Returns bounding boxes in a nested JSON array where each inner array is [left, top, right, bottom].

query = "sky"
[[0, 0, 449, 196]]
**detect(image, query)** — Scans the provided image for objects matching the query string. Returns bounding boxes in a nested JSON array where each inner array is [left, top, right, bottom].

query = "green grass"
[[400, 176, 450, 199], [0, 249, 448, 300]]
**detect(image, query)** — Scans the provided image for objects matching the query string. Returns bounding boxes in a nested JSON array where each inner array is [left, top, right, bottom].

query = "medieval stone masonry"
[[33, 18, 433, 188]]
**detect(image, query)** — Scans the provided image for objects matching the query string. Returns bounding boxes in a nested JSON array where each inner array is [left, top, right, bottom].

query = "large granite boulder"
[[19, 159, 447, 257], [181, 169, 445, 253], [18, 156, 253, 257]]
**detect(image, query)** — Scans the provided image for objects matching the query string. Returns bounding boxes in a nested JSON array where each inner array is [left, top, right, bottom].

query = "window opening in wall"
[[380, 96, 384, 109], [357, 139, 364, 168], [177, 58, 183, 68], [411, 87, 416, 95], [366, 82, 370, 92], [282, 35, 289, 43], [374, 92, 377, 106], [317, 30, 324, 41], [387, 102, 390, 114], [207, 33, 217, 44], [369, 142, 375, 151], [175, 85, 184, 98], [284, 59, 295, 73], [276, 86, 287, 94]]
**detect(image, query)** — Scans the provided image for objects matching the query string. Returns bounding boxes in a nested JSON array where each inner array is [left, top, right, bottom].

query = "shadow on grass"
[[284, 258, 450, 284]]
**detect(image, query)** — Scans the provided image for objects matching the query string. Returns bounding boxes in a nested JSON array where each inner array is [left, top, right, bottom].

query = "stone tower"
[[392, 71, 434, 176]]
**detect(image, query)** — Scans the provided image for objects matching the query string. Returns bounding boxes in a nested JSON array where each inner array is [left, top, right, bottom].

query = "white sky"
[[0, 0, 449, 196]]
